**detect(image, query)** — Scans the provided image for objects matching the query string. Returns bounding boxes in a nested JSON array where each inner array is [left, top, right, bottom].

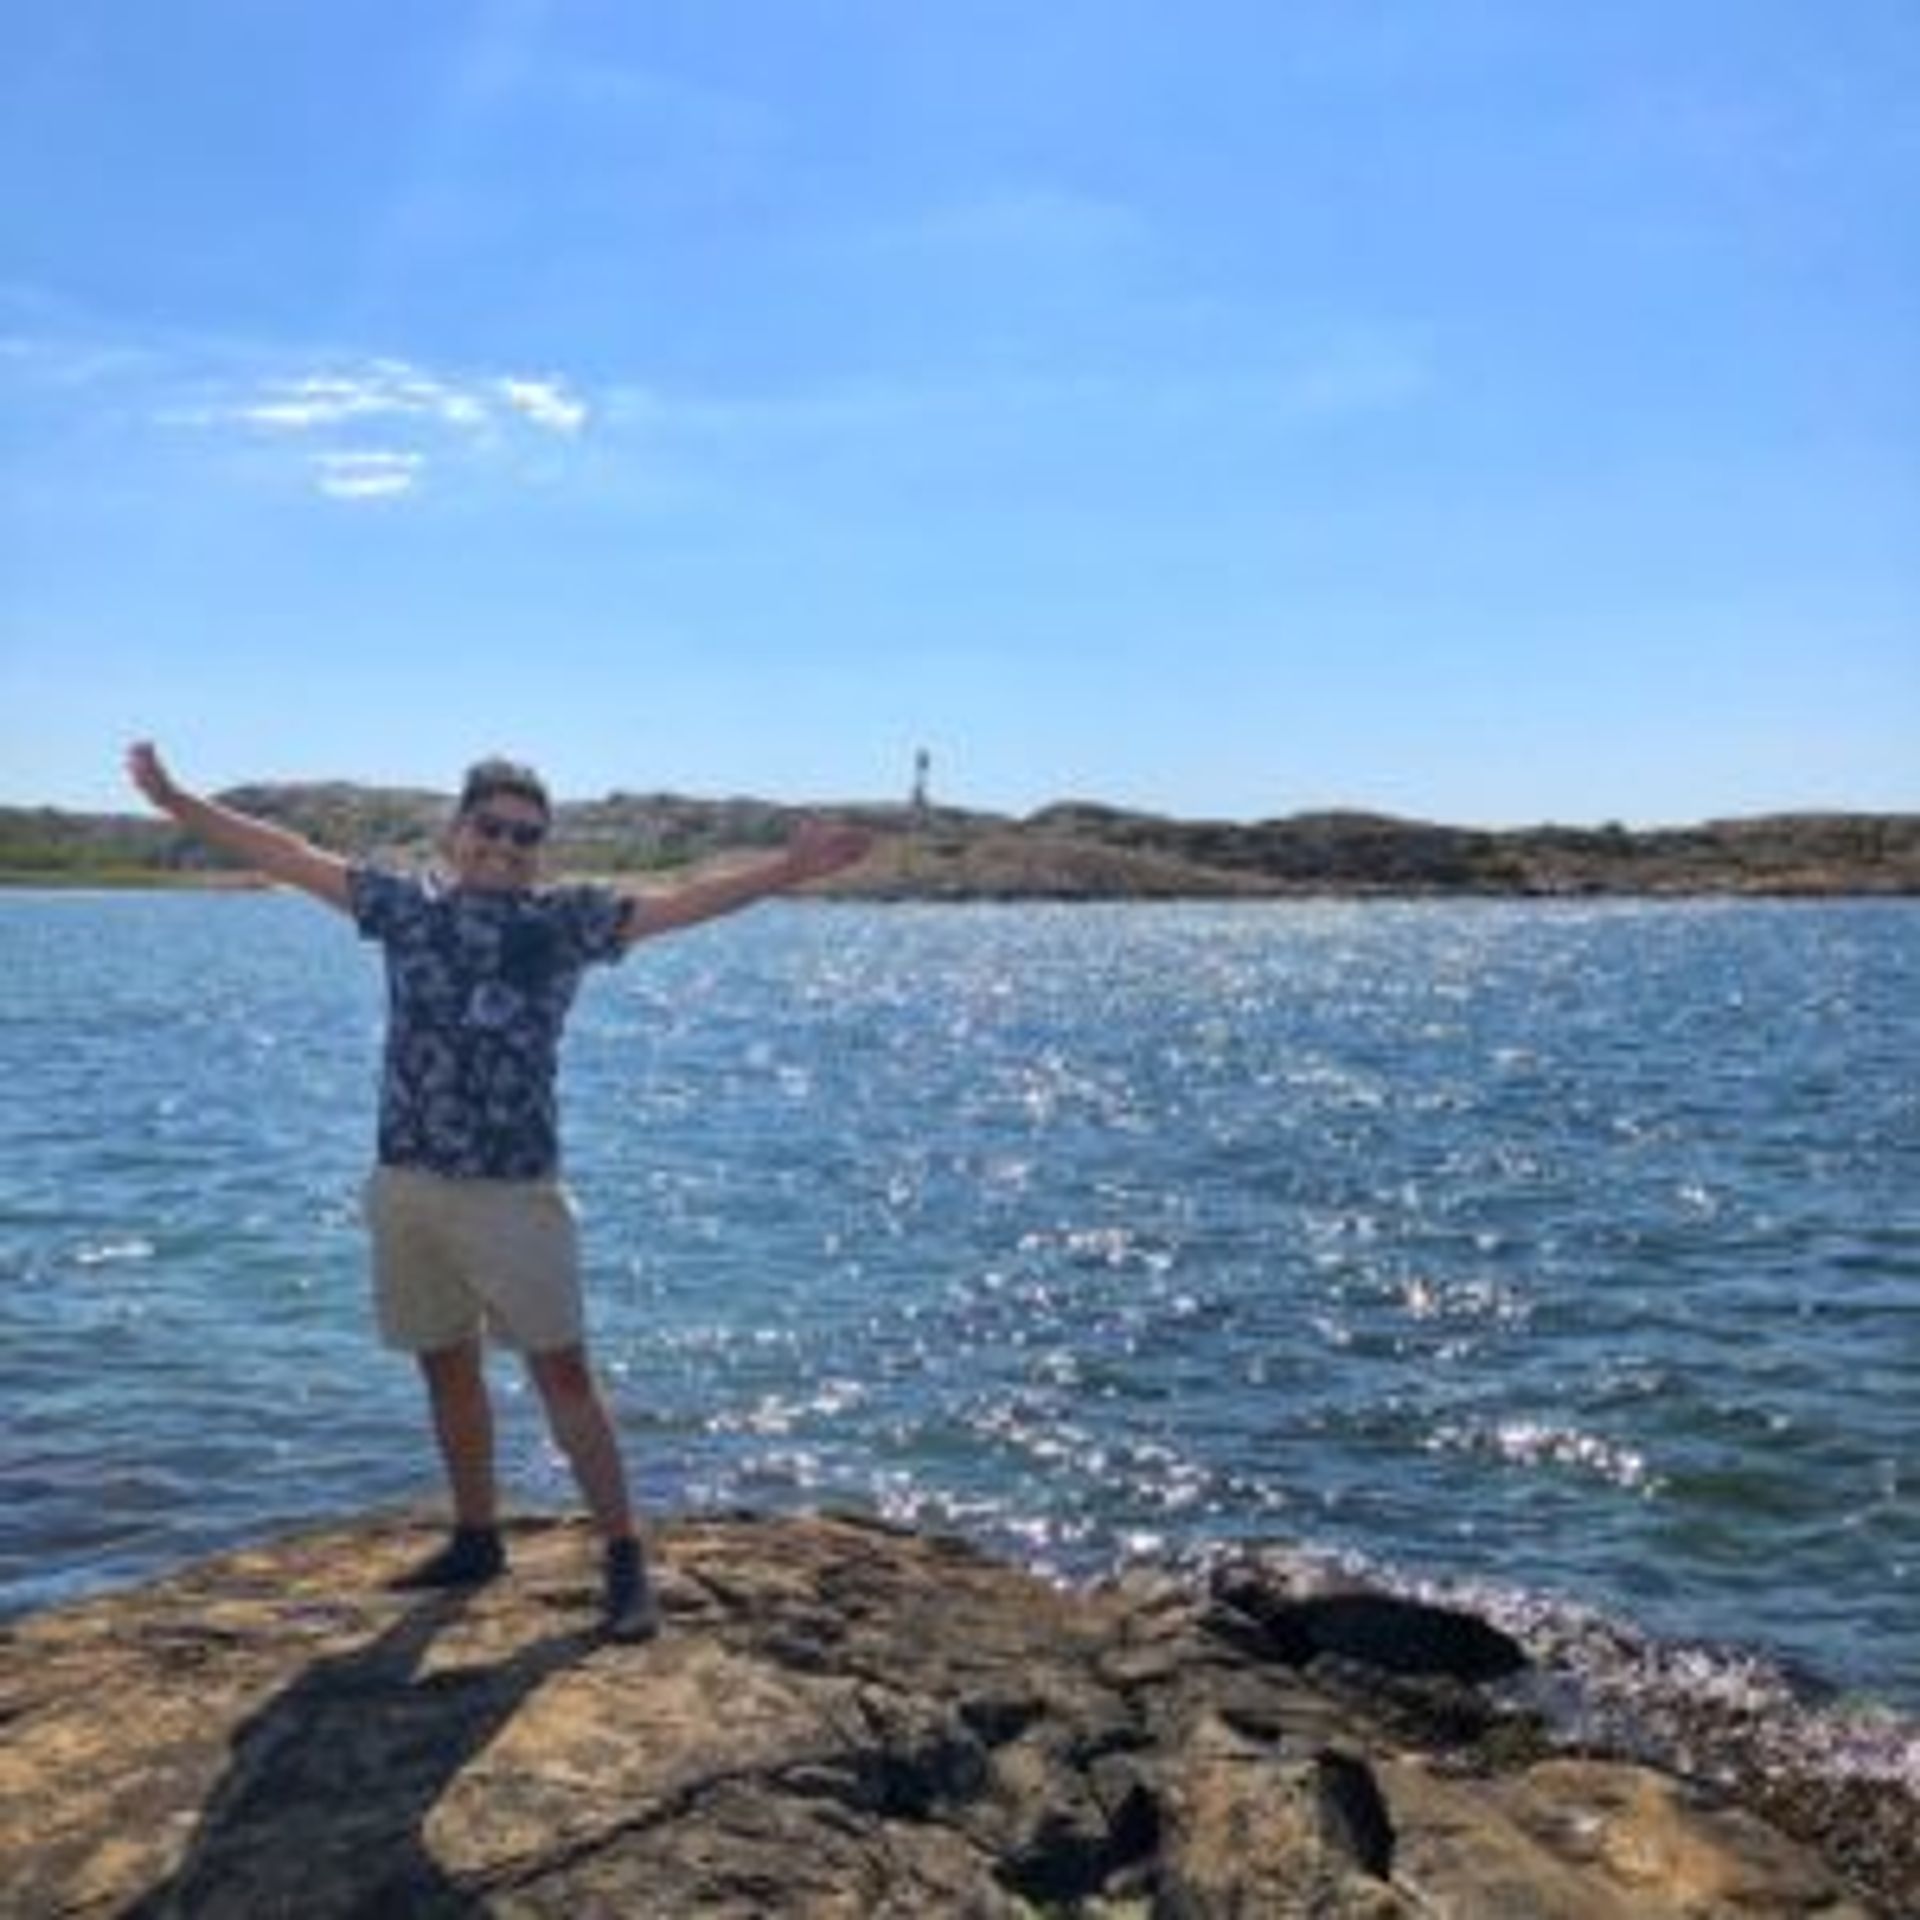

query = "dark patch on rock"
[[1213, 1569, 1528, 1680], [1316, 1747, 1397, 1880]]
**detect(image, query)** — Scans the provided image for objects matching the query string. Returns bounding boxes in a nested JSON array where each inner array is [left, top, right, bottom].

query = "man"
[[126, 742, 871, 1640]]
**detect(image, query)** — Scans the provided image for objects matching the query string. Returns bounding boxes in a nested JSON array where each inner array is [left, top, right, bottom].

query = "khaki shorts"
[[363, 1165, 585, 1354]]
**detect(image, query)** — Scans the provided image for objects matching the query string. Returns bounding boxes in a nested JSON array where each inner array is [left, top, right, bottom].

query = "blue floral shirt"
[[348, 867, 633, 1179]]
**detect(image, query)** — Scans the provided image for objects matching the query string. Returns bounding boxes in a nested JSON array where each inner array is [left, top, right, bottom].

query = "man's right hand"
[[126, 740, 182, 814], [120, 740, 353, 911]]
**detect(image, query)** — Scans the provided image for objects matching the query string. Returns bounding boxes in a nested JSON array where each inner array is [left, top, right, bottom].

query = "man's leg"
[[419, 1337, 499, 1530], [526, 1344, 633, 1540], [389, 1337, 505, 1589], [527, 1344, 657, 1640]]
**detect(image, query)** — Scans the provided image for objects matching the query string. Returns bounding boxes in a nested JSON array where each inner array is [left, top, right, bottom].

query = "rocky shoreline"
[[2, 1511, 1910, 1916], [5, 790, 1918, 897]]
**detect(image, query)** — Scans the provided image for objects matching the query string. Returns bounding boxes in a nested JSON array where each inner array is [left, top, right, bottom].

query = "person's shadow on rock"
[[126, 1594, 598, 1918]]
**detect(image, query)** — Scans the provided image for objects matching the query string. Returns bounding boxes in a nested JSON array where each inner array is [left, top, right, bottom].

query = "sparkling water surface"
[[3, 893, 1914, 1735]]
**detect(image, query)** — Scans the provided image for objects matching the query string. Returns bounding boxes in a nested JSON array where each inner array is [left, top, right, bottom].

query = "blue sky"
[[3, 1, 1914, 825]]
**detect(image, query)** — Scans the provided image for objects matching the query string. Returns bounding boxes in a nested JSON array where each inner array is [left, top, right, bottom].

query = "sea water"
[[2, 892, 1914, 1754]]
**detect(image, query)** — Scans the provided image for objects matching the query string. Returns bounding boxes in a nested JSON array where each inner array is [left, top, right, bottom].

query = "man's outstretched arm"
[[621, 817, 872, 945], [126, 742, 353, 912]]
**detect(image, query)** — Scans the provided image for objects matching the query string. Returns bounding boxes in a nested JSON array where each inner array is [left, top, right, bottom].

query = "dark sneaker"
[[603, 1536, 660, 1643], [388, 1526, 506, 1591]]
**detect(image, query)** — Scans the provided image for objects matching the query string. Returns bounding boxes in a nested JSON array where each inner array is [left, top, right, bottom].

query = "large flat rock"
[[0, 1512, 1889, 1916]]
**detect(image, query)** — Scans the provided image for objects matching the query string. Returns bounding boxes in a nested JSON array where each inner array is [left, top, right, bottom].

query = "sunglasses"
[[466, 812, 547, 850]]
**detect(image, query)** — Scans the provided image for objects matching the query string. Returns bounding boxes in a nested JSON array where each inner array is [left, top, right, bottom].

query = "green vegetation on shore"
[[4, 788, 1917, 898]]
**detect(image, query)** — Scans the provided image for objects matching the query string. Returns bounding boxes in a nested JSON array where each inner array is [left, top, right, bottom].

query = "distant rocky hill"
[[872, 802, 1920, 900], [3, 785, 1917, 897]]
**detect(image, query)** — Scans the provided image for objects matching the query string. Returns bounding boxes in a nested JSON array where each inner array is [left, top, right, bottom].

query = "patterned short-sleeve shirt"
[[349, 866, 633, 1179]]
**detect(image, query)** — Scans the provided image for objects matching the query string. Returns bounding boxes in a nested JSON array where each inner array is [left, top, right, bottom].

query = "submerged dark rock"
[[1208, 1570, 1528, 1681], [0, 1511, 1903, 1915]]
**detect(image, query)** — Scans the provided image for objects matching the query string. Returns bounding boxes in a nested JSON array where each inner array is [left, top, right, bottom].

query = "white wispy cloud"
[[314, 449, 423, 500], [498, 376, 588, 434], [6, 302, 1421, 519], [238, 364, 487, 432], [198, 354, 591, 500]]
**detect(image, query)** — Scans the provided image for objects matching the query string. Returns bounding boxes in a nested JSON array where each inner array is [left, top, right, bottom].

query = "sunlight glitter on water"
[[3, 893, 1916, 1732]]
